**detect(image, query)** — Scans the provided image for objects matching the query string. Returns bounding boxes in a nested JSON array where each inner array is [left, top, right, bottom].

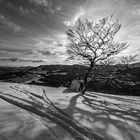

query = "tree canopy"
[[66, 16, 128, 66]]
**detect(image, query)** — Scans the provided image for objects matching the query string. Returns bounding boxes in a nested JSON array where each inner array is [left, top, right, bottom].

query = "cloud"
[[30, 0, 49, 7], [0, 49, 51, 63], [55, 5, 62, 11], [0, 13, 23, 33], [29, 0, 62, 14], [0, 50, 27, 58], [34, 38, 66, 55], [63, 7, 85, 26], [24, 50, 56, 56], [0, 50, 16, 55], [132, 8, 140, 15], [0, 57, 45, 63], [37, 50, 55, 56], [58, 43, 63, 47]]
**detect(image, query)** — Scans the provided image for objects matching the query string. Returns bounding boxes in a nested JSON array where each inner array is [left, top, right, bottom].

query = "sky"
[[0, 0, 140, 66]]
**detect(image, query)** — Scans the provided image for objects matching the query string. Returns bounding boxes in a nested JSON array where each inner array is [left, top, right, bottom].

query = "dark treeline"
[[0, 64, 140, 96]]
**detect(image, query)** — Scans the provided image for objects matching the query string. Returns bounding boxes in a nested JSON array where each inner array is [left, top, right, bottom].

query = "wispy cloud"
[[0, 13, 23, 33], [0, 57, 45, 63], [30, 0, 49, 7], [63, 7, 85, 26], [132, 8, 140, 15], [29, 0, 62, 14]]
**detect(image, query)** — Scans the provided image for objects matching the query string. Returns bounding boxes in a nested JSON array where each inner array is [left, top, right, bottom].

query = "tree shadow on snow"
[[62, 92, 140, 140], [0, 92, 75, 140], [0, 88, 104, 140], [63, 88, 72, 93]]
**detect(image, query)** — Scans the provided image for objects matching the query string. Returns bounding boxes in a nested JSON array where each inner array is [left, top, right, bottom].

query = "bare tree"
[[66, 16, 129, 94], [120, 54, 139, 69], [114, 54, 139, 83]]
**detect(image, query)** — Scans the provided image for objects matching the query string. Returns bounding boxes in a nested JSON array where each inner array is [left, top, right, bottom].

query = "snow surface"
[[0, 82, 140, 140]]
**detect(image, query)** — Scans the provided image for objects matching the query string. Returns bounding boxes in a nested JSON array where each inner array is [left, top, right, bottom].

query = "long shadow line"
[[0, 87, 104, 140], [62, 91, 140, 140]]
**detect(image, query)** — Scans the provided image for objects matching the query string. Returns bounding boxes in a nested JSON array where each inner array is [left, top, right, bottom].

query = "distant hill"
[[0, 62, 140, 84], [0, 64, 84, 87], [130, 62, 140, 68], [0, 62, 140, 96]]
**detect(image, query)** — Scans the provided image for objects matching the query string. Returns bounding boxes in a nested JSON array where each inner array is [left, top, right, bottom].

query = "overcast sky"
[[0, 0, 140, 66]]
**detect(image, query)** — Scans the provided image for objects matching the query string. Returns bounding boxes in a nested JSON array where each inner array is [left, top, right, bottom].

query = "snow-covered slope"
[[0, 82, 140, 140]]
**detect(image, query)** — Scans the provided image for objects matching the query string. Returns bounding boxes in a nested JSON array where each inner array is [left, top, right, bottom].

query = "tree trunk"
[[81, 62, 94, 94]]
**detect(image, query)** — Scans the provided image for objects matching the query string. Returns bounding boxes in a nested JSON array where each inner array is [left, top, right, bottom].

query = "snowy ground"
[[0, 82, 140, 140]]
